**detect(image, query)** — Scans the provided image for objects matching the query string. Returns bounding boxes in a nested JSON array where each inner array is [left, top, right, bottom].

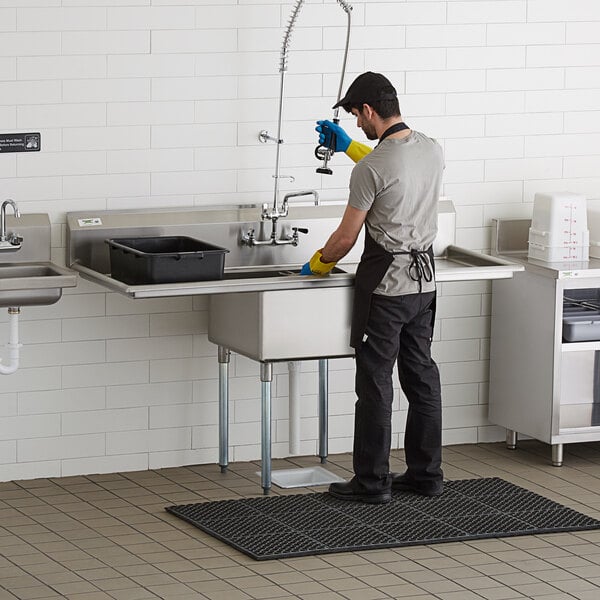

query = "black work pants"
[[353, 291, 442, 492]]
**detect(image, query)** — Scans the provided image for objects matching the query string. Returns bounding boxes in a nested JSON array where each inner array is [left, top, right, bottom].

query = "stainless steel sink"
[[0, 262, 78, 307], [208, 286, 354, 361]]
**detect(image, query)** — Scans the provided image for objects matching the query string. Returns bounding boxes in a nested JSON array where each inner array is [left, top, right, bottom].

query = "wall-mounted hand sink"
[[0, 262, 78, 307]]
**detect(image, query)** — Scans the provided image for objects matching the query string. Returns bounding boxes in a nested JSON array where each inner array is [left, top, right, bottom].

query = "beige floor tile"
[[129, 573, 177, 587], [105, 589, 160, 600], [202, 591, 251, 600], [298, 593, 346, 600], [551, 579, 600, 593], [144, 583, 200, 598], [454, 575, 503, 590], [475, 586, 526, 599], [339, 564, 387, 577], [338, 588, 388, 600], [35, 572, 84, 586], [320, 555, 371, 568], [436, 592, 484, 600], [62, 593, 114, 600], [49, 582, 98, 596], [493, 572, 542, 586], [243, 585, 293, 599], [279, 581, 330, 594], [301, 566, 348, 581], [417, 580, 466, 594], [322, 577, 370, 592], [92, 578, 140, 592], [474, 563, 522, 577], [205, 565, 257, 579], [263, 572, 312, 586], [8, 587, 62, 600], [397, 569, 445, 584], [1, 575, 44, 591], [517, 582, 567, 596], [531, 595, 580, 600], [355, 573, 407, 588]]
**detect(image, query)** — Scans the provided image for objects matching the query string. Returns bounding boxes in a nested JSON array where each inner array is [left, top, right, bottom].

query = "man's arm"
[[321, 204, 368, 263]]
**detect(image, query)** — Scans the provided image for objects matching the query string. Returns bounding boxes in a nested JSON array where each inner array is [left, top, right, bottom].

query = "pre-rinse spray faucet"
[[245, 0, 352, 247]]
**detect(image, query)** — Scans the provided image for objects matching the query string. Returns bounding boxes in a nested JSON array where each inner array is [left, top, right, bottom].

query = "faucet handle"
[[291, 227, 308, 246], [241, 228, 255, 246], [9, 233, 23, 246]]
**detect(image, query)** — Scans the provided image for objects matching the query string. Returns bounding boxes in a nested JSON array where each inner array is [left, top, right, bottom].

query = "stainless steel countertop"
[[495, 252, 600, 280], [71, 245, 523, 299], [67, 207, 524, 298]]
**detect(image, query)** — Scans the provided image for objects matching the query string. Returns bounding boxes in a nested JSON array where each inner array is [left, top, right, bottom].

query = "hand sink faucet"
[[0, 199, 22, 250]]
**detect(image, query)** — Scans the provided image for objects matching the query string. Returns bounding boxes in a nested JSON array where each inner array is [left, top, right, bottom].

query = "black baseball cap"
[[332, 71, 397, 109]]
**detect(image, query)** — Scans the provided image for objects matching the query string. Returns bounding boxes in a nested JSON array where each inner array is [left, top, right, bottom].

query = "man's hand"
[[316, 120, 351, 153], [300, 249, 338, 276]]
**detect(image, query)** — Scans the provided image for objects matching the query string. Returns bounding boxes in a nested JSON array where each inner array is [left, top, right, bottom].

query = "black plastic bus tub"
[[106, 236, 229, 284]]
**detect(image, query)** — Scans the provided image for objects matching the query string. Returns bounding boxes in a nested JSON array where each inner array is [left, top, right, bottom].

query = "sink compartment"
[[0, 261, 78, 307], [0, 288, 62, 307], [208, 287, 354, 361], [222, 266, 346, 280]]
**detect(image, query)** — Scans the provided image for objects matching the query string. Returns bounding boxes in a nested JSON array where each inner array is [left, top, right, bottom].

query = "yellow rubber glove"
[[301, 249, 337, 276], [346, 140, 372, 163]]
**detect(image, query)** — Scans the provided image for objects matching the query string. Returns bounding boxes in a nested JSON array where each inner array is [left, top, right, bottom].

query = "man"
[[301, 72, 445, 504]]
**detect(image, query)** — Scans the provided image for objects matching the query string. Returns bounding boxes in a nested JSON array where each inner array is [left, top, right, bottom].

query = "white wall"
[[0, 0, 598, 481]]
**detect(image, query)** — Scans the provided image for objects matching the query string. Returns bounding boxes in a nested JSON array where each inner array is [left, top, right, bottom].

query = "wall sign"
[[0, 132, 41, 153]]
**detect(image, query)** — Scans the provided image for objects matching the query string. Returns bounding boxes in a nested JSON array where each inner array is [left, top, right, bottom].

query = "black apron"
[[350, 122, 435, 349]]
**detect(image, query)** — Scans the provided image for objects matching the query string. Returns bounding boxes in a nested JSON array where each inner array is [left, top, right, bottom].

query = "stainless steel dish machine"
[[67, 204, 522, 493]]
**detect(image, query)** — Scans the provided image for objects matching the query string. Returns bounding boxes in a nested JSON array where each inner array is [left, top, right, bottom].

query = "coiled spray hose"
[[269, 0, 305, 216], [316, 0, 353, 175], [269, 0, 353, 215]]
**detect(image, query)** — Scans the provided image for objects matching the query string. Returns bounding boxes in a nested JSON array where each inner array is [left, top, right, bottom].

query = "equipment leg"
[[260, 362, 273, 495], [218, 347, 231, 473], [318, 359, 329, 464]]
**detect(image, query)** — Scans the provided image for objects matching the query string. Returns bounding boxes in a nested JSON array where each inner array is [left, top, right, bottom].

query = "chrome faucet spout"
[[282, 190, 319, 214], [0, 199, 20, 242]]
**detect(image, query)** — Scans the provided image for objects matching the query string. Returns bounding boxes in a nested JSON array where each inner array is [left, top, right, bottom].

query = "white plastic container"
[[528, 192, 589, 262]]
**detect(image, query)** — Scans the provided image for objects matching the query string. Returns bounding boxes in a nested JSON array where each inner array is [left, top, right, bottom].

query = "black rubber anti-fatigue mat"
[[165, 477, 600, 560]]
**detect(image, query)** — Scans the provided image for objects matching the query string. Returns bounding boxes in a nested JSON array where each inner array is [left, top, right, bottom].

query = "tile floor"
[[1, 440, 600, 600]]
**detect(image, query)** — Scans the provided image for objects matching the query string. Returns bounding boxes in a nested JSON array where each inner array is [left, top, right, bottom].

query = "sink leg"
[[506, 429, 517, 450], [260, 362, 273, 495], [318, 359, 328, 464], [552, 443, 563, 467], [218, 347, 231, 473]]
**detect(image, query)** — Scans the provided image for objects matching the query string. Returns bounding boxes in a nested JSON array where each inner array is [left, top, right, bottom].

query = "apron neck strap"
[[378, 121, 409, 145]]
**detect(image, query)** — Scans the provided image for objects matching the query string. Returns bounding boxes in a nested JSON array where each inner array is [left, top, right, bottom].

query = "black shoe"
[[328, 480, 391, 504], [391, 472, 443, 497]]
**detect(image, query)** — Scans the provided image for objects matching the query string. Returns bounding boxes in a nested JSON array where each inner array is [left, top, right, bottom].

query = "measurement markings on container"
[[0, 132, 41, 153]]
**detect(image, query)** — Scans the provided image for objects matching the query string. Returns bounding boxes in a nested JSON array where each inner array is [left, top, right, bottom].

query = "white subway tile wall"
[[0, 0, 598, 481]]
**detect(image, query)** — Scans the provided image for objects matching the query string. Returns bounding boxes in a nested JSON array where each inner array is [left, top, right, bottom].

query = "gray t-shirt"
[[348, 130, 444, 296]]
